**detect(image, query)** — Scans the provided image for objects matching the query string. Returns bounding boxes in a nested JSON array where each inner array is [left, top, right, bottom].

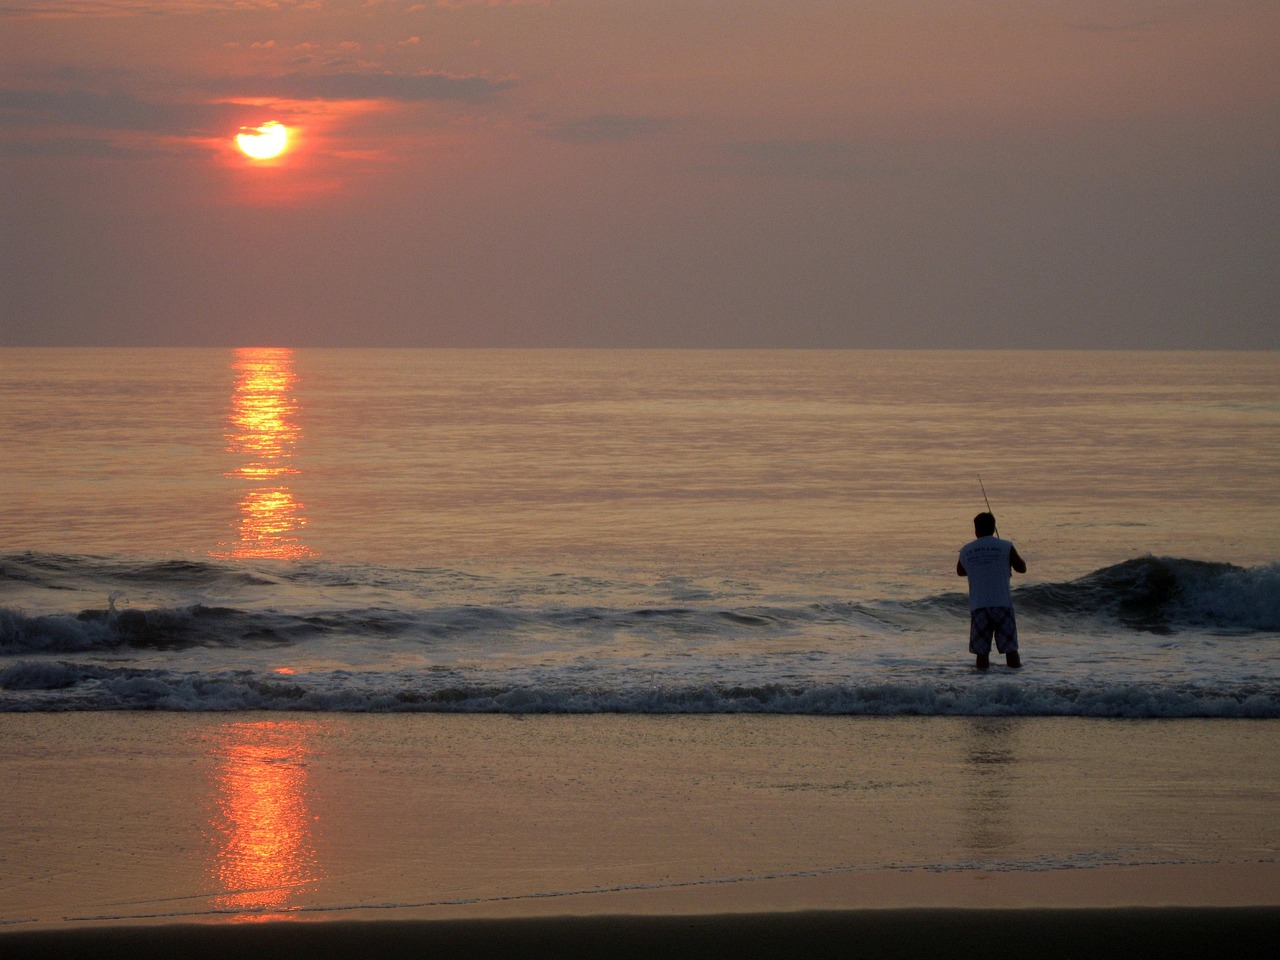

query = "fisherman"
[[956, 511, 1026, 669]]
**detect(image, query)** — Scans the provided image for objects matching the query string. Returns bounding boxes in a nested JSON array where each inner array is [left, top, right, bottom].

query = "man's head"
[[974, 512, 997, 537]]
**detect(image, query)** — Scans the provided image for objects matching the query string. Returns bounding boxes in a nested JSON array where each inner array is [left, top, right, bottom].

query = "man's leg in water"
[[991, 607, 1021, 668], [969, 609, 993, 669]]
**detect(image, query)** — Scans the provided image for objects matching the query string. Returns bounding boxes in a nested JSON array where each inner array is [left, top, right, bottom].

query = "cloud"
[[0, 87, 248, 135], [717, 140, 895, 180], [2, 1, 549, 17], [248, 71, 515, 103], [433, 1, 550, 8], [0, 64, 512, 141], [0, 1, 314, 17], [540, 114, 674, 145], [0, 135, 140, 157], [1070, 19, 1159, 35]]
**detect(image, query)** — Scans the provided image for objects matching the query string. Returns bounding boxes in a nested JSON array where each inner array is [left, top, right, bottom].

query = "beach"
[[3, 713, 1278, 955]]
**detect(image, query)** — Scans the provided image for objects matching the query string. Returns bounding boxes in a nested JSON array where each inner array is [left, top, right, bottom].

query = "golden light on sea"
[[213, 347, 316, 560]]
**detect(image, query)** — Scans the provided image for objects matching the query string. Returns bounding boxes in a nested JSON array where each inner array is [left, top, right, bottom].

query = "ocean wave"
[[0, 602, 828, 654], [4, 552, 1278, 650], [0, 605, 306, 653], [1013, 557, 1280, 633], [0, 552, 281, 591], [1, 663, 1276, 718]]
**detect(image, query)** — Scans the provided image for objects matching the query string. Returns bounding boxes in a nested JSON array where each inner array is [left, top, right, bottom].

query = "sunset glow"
[[236, 121, 289, 160], [3, 1, 1278, 346]]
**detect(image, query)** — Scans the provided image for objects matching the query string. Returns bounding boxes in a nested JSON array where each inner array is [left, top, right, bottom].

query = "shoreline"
[[7, 861, 1280, 930], [5, 908, 1280, 960]]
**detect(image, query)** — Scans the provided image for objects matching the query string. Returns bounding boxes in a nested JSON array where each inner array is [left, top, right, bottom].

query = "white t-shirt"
[[959, 536, 1014, 610]]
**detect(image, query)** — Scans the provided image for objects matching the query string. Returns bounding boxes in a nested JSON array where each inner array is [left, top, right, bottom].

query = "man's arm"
[[956, 559, 967, 577], [1010, 546, 1027, 574]]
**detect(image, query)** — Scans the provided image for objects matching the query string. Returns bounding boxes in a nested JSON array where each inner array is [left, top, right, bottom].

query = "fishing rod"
[[978, 474, 999, 537]]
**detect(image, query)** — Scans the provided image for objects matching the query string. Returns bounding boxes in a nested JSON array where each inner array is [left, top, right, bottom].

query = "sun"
[[236, 121, 290, 160]]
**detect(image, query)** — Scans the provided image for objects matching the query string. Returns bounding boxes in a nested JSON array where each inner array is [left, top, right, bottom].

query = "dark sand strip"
[[3, 909, 1278, 960]]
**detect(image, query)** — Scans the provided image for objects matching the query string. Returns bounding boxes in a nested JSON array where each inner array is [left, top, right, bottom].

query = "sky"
[[1, 0, 1276, 349]]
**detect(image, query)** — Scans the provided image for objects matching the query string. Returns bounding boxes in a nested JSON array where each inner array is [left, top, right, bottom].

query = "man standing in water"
[[957, 512, 1026, 669]]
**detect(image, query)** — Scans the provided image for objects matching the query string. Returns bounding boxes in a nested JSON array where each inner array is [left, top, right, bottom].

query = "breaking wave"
[[3, 554, 1277, 657], [1014, 556, 1280, 633], [3, 552, 1277, 716], [1, 662, 1276, 718]]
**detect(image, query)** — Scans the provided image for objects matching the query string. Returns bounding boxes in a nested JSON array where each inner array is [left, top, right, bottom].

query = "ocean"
[[4, 347, 1280, 928], [2, 348, 1278, 716]]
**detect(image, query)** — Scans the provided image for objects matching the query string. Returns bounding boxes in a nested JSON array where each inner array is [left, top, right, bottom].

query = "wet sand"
[[2, 713, 1277, 946]]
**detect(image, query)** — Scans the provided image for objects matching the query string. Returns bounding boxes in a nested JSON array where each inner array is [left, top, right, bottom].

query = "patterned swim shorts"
[[969, 605, 1018, 655]]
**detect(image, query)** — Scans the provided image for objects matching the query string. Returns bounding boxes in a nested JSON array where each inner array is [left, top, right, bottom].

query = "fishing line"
[[978, 474, 999, 537]]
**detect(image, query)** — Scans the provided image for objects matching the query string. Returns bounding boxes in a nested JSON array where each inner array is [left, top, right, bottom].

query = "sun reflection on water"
[[214, 346, 315, 559], [207, 720, 321, 920]]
